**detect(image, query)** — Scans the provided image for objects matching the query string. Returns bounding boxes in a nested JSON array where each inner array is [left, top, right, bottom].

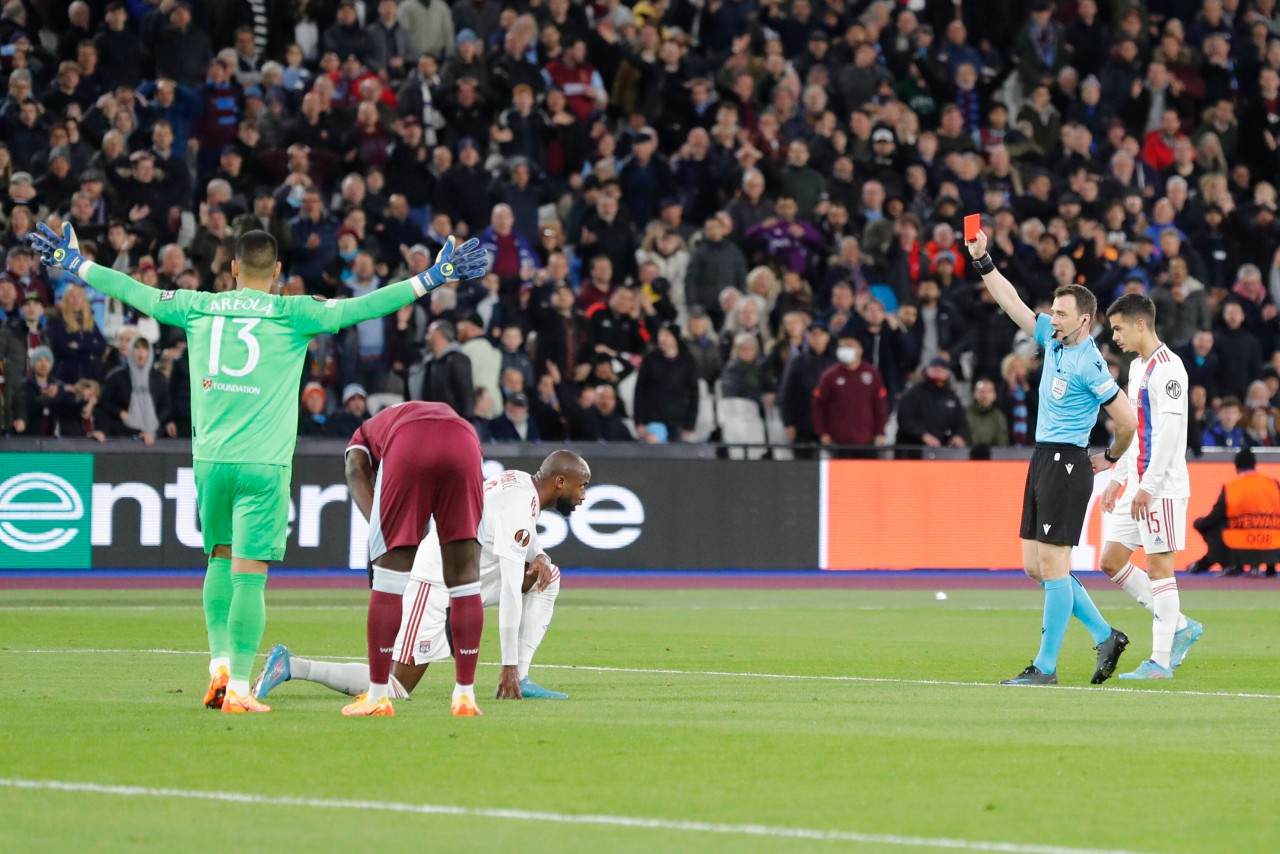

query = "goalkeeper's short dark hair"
[[235, 230, 278, 276]]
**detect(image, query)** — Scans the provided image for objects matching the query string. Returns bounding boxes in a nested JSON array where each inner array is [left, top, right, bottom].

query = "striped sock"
[[1111, 562, 1189, 631], [1151, 578, 1180, 669]]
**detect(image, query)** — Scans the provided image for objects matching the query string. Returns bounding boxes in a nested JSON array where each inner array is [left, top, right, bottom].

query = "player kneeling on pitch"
[[254, 452, 589, 703], [1098, 294, 1204, 679]]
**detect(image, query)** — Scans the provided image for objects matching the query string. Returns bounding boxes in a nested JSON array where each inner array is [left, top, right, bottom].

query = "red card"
[[964, 214, 982, 242]]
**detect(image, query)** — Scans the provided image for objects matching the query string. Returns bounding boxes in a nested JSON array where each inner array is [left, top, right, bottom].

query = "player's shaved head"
[[536, 450, 591, 516], [235, 230, 279, 279], [538, 450, 590, 482]]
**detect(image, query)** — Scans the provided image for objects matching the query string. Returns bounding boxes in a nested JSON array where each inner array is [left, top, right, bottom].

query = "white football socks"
[[209, 656, 230, 676], [293, 658, 373, 696], [1110, 563, 1188, 631], [1151, 578, 1180, 669], [290, 656, 412, 698]]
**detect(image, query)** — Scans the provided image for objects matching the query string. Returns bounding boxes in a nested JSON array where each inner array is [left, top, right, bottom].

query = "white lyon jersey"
[[407, 470, 547, 665], [1104, 344, 1191, 553]]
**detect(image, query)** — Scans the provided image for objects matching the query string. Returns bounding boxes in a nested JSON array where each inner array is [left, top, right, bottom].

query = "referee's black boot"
[[1090, 628, 1129, 684], [1000, 663, 1058, 686]]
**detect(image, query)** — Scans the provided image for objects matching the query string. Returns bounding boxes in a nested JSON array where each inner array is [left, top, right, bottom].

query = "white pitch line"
[[0, 778, 1153, 854], [2, 648, 1277, 701]]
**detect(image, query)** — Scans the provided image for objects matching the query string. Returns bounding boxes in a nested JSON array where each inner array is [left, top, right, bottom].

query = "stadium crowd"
[[2, 0, 1280, 452]]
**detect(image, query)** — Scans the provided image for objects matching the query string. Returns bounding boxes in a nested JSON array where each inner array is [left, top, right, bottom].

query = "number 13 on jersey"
[[208, 316, 262, 377]]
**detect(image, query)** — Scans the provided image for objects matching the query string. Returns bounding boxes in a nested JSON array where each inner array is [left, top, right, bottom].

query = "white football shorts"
[[392, 574, 502, 666], [1103, 496, 1188, 555]]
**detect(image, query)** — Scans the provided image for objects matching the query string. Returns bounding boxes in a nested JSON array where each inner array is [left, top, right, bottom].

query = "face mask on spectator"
[[837, 346, 858, 365]]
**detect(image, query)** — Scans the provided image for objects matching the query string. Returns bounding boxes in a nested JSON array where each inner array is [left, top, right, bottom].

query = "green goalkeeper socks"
[[228, 572, 268, 691], [202, 557, 233, 666]]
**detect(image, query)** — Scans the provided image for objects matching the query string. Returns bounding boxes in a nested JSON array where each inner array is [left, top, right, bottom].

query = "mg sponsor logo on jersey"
[[0, 454, 94, 569]]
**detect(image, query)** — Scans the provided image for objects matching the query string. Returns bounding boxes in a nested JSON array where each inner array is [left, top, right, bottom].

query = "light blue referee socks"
[[1032, 577, 1073, 675], [1068, 573, 1113, 645]]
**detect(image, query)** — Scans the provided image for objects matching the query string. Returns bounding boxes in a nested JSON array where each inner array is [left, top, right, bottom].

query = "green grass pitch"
[[1, 586, 1276, 853]]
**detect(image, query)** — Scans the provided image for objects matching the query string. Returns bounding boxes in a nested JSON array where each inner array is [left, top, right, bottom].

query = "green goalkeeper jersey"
[[83, 263, 422, 467]]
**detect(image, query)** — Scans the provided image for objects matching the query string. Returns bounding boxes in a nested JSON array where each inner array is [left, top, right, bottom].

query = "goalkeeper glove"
[[29, 223, 88, 277], [416, 236, 488, 293]]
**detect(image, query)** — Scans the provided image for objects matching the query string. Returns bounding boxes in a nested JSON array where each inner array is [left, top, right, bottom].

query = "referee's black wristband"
[[971, 253, 996, 275], [1103, 447, 1119, 464]]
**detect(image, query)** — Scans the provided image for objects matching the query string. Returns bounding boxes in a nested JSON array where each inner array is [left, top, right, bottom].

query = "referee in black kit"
[[965, 227, 1139, 686]]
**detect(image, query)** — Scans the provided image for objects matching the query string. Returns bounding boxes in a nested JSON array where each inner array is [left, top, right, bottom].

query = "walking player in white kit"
[[254, 451, 591, 703], [1098, 294, 1204, 678]]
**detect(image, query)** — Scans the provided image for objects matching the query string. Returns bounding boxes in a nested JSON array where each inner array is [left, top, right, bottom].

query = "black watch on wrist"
[[1103, 447, 1118, 464]]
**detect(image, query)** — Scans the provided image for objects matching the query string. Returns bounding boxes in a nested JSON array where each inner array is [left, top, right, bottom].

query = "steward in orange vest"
[[1190, 447, 1280, 576]]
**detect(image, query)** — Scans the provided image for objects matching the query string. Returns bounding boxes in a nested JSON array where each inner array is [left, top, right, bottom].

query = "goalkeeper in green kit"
[[29, 223, 488, 713]]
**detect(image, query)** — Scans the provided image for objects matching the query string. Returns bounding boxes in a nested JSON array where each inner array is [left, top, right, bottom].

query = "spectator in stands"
[[499, 325, 535, 391], [1152, 256, 1210, 349], [812, 333, 888, 451], [47, 285, 105, 384], [745, 195, 823, 276], [896, 358, 969, 449], [297, 381, 333, 437], [997, 353, 1038, 448], [0, 318, 25, 435], [857, 298, 915, 408], [683, 307, 722, 385], [529, 371, 567, 441], [779, 321, 835, 447], [590, 286, 648, 365], [57, 378, 105, 442], [967, 378, 1010, 449], [1245, 404, 1275, 447], [573, 383, 634, 442], [409, 319, 474, 419], [1215, 301, 1264, 400], [634, 323, 699, 442], [23, 347, 76, 437], [329, 383, 371, 439], [143, 1, 214, 87], [455, 311, 501, 416], [101, 337, 172, 445], [719, 332, 763, 406], [1203, 396, 1247, 448], [489, 390, 540, 442], [14, 289, 51, 360], [7, 0, 1280, 455], [719, 293, 768, 365]]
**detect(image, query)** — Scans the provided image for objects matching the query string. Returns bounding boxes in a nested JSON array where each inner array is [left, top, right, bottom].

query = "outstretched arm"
[[965, 230, 1037, 338], [29, 224, 189, 325], [295, 237, 490, 334]]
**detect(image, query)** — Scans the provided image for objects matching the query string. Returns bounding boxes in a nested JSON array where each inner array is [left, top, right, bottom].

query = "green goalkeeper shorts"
[[193, 461, 291, 562]]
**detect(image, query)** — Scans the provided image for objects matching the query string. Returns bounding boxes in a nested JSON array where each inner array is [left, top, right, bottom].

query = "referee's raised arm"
[[964, 229, 1037, 337]]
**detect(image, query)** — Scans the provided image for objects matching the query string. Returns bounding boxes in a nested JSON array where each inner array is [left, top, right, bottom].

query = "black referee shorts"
[[1019, 443, 1094, 546]]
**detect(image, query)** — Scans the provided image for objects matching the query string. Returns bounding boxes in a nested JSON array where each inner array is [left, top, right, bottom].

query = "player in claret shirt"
[[28, 223, 487, 713]]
